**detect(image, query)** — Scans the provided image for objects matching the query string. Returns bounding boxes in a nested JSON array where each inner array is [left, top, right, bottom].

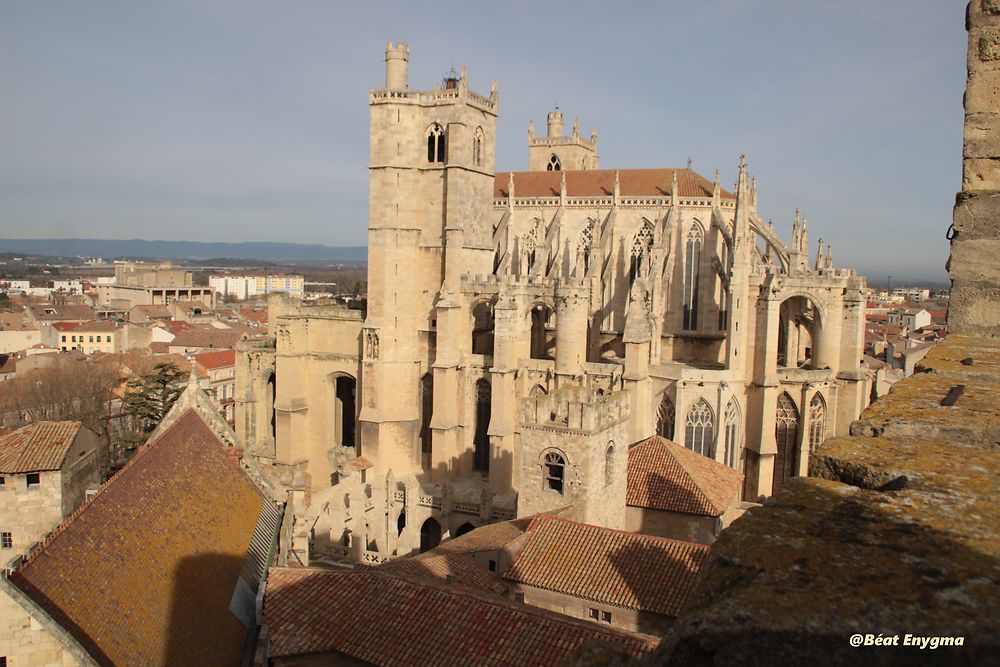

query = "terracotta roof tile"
[[494, 168, 734, 199], [263, 567, 658, 664], [0, 421, 83, 473], [503, 515, 709, 617], [627, 435, 742, 516], [194, 349, 236, 370], [28, 305, 96, 321], [11, 410, 267, 667], [376, 553, 509, 597], [418, 516, 534, 557]]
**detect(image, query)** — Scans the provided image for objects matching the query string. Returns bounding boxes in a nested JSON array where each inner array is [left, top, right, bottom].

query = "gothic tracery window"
[[808, 393, 827, 453], [773, 393, 800, 493], [547, 154, 561, 171], [543, 450, 566, 493], [724, 398, 740, 469], [684, 399, 715, 458], [427, 123, 446, 163], [578, 219, 595, 274], [684, 223, 704, 330], [656, 394, 675, 440], [629, 221, 654, 284]]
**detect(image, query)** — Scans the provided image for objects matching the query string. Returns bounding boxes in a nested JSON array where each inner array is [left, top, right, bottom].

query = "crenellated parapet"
[[521, 386, 629, 433]]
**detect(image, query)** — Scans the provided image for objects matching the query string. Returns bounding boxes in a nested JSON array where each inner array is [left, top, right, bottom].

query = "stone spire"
[[826, 242, 833, 269], [750, 175, 758, 214], [507, 172, 515, 210], [671, 169, 679, 203], [800, 215, 809, 260], [816, 238, 824, 270], [792, 208, 801, 250], [712, 169, 721, 208], [613, 170, 620, 205], [560, 170, 567, 205], [734, 155, 750, 234]]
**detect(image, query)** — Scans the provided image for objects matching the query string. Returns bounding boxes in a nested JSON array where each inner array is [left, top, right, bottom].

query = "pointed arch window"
[[474, 379, 491, 472], [684, 399, 715, 458], [724, 398, 740, 468], [543, 449, 566, 493], [808, 393, 827, 453], [656, 394, 675, 440], [578, 219, 595, 275], [420, 373, 433, 455], [684, 224, 704, 330], [604, 442, 615, 487], [773, 393, 800, 493], [427, 123, 446, 163], [547, 154, 561, 171], [630, 222, 654, 284], [473, 127, 484, 166]]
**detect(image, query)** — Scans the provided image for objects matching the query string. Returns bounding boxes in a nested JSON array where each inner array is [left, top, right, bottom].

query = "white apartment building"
[[210, 274, 304, 300]]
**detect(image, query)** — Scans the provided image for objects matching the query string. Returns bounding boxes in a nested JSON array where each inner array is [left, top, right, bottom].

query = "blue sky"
[[0, 1, 966, 281]]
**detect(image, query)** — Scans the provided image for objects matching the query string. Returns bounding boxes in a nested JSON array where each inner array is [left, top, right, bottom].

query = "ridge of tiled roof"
[[10, 410, 267, 667], [193, 349, 236, 370], [375, 552, 509, 597], [263, 567, 658, 665], [503, 514, 709, 617], [627, 435, 742, 516], [494, 168, 735, 200], [416, 516, 535, 558], [0, 421, 83, 474]]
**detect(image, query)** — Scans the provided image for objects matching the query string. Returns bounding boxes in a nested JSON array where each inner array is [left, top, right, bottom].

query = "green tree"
[[119, 362, 185, 448]]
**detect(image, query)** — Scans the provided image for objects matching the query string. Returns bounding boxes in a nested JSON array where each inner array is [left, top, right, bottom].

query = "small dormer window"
[[547, 154, 561, 171], [427, 123, 446, 163]]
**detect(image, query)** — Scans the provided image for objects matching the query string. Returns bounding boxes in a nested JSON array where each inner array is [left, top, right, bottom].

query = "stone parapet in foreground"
[[630, 337, 1000, 666]]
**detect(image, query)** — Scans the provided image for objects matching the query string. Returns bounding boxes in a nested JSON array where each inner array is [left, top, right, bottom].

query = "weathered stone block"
[[962, 112, 1000, 157], [964, 68, 1000, 115], [953, 189, 1000, 240], [981, 33, 1000, 60], [948, 285, 1000, 336], [982, 0, 1000, 18], [962, 155, 1000, 189], [948, 238, 1000, 281]]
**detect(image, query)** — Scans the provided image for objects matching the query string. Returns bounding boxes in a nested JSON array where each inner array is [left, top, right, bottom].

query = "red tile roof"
[[376, 553, 509, 597], [503, 515, 709, 617], [11, 409, 268, 667], [418, 516, 534, 557], [494, 168, 735, 200], [194, 349, 236, 370], [263, 567, 658, 665], [51, 321, 82, 331], [627, 435, 742, 516], [169, 327, 245, 350], [0, 421, 83, 473]]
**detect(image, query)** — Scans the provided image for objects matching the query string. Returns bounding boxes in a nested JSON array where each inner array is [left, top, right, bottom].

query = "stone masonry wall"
[[949, 1, 1000, 335]]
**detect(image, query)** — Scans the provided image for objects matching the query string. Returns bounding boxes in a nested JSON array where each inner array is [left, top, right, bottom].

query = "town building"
[[0, 311, 40, 354], [194, 349, 237, 425], [236, 43, 869, 562], [0, 422, 100, 560], [96, 261, 215, 309], [210, 274, 305, 300]]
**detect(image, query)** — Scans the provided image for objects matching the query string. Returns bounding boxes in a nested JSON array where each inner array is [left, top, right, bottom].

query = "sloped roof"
[[28, 304, 95, 321], [0, 311, 37, 331], [376, 552, 508, 597], [417, 516, 534, 557], [494, 168, 735, 200], [132, 304, 172, 318], [0, 421, 83, 473], [263, 568, 658, 665], [194, 349, 236, 370], [627, 435, 742, 516], [169, 327, 244, 350], [11, 409, 268, 667], [502, 515, 709, 617]]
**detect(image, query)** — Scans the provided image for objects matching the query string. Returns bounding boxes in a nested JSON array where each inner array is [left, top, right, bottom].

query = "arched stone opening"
[[397, 511, 406, 537], [455, 522, 476, 537], [420, 373, 433, 462], [471, 301, 495, 356], [530, 305, 555, 360], [419, 517, 441, 553], [266, 373, 276, 442], [656, 394, 675, 440], [330, 374, 357, 448], [777, 295, 823, 369]]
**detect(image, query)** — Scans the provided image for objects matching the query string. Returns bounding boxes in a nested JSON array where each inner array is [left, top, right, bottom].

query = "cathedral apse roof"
[[494, 168, 735, 200], [627, 435, 743, 517]]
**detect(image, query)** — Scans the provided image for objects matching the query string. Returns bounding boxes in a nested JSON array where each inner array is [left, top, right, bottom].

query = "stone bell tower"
[[527, 109, 599, 171], [362, 42, 499, 476]]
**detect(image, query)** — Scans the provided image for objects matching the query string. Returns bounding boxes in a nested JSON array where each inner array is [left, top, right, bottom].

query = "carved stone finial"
[[738, 153, 747, 170], [528, 120, 535, 141]]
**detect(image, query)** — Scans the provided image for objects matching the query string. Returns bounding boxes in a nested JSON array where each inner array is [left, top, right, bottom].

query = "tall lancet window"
[[718, 233, 730, 330], [473, 379, 491, 473], [683, 223, 704, 330], [656, 395, 675, 440], [773, 393, 800, 493], [427, 123, 446, 163], [473, 127, 484, 166], [629, 222, 654, 284], [808, 393, 827, 453], [419, 373, 434, 456], [724, 398, 740, 468], [684, 399, 715, 458]]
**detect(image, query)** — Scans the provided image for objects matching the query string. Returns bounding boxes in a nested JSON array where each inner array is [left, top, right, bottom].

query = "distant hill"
[[0, 238, 366, 262]]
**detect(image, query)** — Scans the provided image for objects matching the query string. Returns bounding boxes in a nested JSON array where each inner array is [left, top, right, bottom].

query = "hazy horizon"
[[1, 1, 966, 280]]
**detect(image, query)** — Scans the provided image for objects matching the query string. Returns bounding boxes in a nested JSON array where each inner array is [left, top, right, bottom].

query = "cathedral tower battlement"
[[520, 386, 629, 433]]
